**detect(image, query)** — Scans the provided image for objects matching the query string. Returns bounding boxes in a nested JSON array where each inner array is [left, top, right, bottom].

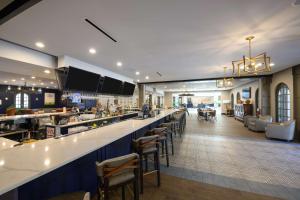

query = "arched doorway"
[[255, 89, 259, 111], [276, 83, 291, 122], [231, 93, 234, 109]]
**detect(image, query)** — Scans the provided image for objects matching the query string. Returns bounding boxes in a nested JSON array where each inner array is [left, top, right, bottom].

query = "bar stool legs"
[[161, 138, 169, 167]]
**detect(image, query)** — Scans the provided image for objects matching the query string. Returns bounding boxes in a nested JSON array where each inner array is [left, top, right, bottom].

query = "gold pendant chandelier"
[[232, 36, 273, 76], [216, 67, 234, 88]]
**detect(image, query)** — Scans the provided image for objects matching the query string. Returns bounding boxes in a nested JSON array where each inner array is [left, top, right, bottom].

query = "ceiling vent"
[[292, 0, 300, 6]]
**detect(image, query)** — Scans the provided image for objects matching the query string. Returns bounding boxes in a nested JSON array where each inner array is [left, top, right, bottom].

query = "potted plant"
[[6, 105, 16, 116]]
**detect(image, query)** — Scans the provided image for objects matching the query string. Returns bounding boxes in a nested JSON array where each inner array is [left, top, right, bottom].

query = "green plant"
[[6, 104, 15, 110]]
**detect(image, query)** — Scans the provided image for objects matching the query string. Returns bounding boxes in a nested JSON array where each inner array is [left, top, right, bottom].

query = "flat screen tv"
[[65, 67, 100, 92], [242, 88, 251, 99], [71, 93, 81, 103], [99, 76, 122, 94], [122, 82, 135, 96]]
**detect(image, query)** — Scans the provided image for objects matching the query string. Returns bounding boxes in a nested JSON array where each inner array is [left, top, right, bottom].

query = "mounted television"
[[122, 82, 135, 96], [71, 93, 81, 103], [65, 67, 100, 92], [242, 87, 251, 99], [99, 76, 122, 95]]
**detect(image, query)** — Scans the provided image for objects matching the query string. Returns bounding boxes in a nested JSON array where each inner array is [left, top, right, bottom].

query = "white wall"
[[164, 92, 173, 108], [0, 40, 56, 68], [220, 90, 231, 113], [270, 68, 294, 120], [58, 55, 133, 83], [230, 80, 259, 115]]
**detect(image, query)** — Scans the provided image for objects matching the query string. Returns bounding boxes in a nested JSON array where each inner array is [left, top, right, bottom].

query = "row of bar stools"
[[133, 135, 160, 194], [95, 153, 140, 200], [146, 127, 169, 167], [170, 112, 184, 137]]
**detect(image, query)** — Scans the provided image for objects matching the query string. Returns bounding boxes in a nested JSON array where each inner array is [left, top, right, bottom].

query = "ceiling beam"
[[0, 0, 42, 25], [139, 74, 272, 84]]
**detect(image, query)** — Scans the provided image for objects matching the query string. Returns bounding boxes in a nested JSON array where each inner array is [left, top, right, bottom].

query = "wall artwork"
[[44, 93, 55, 105]]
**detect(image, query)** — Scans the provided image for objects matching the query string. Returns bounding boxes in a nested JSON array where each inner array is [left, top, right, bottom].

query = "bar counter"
[[0, 109, 176, 199]]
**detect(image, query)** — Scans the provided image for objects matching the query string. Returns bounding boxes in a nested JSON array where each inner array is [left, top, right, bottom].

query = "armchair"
[[266, 120, 296, 141], [244, 115, 257, 127], [248, 115, 272, 132]]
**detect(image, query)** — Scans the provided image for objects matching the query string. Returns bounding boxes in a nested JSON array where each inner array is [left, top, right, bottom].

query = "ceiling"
[[0, 58, 58, 89], [148, 78, 257, 92], [1, 0, 300, 82]]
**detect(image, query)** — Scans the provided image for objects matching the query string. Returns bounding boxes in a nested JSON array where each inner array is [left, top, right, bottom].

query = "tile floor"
[[160, 109, 300, 200]]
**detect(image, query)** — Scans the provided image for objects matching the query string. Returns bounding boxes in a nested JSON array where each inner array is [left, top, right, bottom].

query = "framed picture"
[[44, 93, 55, 105]]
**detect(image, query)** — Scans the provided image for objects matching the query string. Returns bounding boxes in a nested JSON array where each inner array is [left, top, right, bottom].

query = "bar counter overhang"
[[0, 109, 176, 200]]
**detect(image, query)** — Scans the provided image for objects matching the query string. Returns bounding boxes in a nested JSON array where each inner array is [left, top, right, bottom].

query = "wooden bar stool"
[[132, 135, 160, 194], [147, 127, 170, 167], [48, 191, 90, 200], [159, 122, 175, 155], [95, 153, 140, 200]]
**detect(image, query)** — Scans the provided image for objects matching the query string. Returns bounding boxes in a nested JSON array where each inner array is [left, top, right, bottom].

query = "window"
[[276, 83, 290, 122], [23, 93, 29, 108], [15, 93, 30, 109], [16, 93, 21, 108]]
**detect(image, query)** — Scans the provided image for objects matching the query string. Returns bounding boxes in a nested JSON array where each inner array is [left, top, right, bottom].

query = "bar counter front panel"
[[0, 110, 176, 200]]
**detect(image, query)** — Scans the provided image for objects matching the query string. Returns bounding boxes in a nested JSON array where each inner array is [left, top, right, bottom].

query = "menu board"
[[44, 93, 55, 105]]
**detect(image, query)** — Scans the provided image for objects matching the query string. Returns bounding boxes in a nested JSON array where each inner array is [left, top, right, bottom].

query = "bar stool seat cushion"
[[142, 146, 158, 154], [96, 153, 139, 186]]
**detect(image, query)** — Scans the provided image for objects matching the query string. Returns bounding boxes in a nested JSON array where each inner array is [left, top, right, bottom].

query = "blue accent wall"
[[0, 85, 62, 114]]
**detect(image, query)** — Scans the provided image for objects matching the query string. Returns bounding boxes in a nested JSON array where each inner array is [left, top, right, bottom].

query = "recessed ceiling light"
[[145, 76, 149, 80], [41, 83, 44, 85], [116, 61, 123, 67], [21, 78, 25, 81], [32, 83, 36, 86], [137, 79, 140, 82], [31, 76, 36, 79], [35, 42, 45, 48], [46, 86, 49, 89], [89, 48, 96, 54], [3, 80, 8, 83], [44, 69, 51, 74], [270, 63, 275, 67], [11, 79, 16, 82], [50, 82, 54, 84], [135, 71, 140, 75]]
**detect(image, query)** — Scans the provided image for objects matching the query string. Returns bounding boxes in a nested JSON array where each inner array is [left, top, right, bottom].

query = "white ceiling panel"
[[1, 0, 300, 82]]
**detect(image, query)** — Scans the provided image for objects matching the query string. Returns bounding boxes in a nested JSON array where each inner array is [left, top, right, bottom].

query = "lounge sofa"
[[266, 120, 296, 141], [248, 115, 272, 132]]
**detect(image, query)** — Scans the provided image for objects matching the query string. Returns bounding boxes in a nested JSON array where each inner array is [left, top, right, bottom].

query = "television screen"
[[242, 88, 251, 99], [65, 67, 100, 92], [122, 82, 135, 96], [99, 76, 122, 94], [71, 93, 81, 103]]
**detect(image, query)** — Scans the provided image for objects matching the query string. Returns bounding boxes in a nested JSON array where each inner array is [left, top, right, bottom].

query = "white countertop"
[[0, 109, 175, 195], [0, 138, 19, 152]]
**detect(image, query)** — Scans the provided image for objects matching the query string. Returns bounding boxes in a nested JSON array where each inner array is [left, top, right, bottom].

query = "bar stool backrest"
[[133, 135, 159, 153], [96, 153, 139, 183]]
